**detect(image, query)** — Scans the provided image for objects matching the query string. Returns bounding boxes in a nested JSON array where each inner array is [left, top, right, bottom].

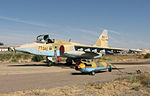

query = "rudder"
[[93, 30, 108, 47]]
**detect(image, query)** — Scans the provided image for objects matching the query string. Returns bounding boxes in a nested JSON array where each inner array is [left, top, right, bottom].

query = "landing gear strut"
[[46, 56, 53, 66], [47, 61, 53, 66]]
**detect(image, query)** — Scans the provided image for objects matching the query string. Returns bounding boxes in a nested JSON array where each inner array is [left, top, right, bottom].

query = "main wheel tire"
[[75, 66, 79, 70], [66, 58, 72, 65], [108, 65, 112, 72]]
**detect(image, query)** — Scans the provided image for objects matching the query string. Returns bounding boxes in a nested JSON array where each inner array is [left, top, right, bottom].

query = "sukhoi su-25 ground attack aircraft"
[[10, 30, 142, 65]]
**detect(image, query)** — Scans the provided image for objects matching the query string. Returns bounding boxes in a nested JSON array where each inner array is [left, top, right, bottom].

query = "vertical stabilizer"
[[93, 30, 108, 47]]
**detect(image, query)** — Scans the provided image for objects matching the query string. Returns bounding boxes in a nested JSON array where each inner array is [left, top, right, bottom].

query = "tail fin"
[[93, 30, 108, 47]]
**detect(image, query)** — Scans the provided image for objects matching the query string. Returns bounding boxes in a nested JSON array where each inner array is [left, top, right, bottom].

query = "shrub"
[[23, 54, 31, 59], [0, 53, 33, 62], [128, 76, 138, 83], [15, 54, 22, 59], [144, 53, 150, 59], [0, 54, 13, 61], [0, 42, 4, 46], [32, 55, 44, 62], [138, 55, 143, 59], [136, 73, 150, 87], [131, 86, 140, 91], [124, 73, 150, 88], [11, 58, 18, 62]]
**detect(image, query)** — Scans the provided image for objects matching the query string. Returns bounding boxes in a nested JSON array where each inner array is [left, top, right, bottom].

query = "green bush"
[[11, 58, 18, 62], [0, 42, 4, 46], [0, 53, 45, 62], [144, 53, 150, 59], [23, 54, 31, 59], [32, 55, 44, 62], [0, 54, 13, 61], [15, 53, 22, 59]]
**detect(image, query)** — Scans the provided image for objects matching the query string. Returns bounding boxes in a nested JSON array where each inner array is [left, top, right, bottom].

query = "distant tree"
[[144, 53, 150, 59], [0, 42, 4, 46]]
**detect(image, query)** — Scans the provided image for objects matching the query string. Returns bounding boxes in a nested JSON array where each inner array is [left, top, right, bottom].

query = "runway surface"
[[0, 60, 150, 93]]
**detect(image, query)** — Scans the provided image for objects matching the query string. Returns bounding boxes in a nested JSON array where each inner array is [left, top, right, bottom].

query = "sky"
[[0, 0, 150, 49]]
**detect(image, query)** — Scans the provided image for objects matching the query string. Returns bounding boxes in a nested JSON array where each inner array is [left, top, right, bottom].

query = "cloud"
[[109, 36, 150, 49], [108, 30, 120, 35], [0, 16, 105, 38], [0, 33, 34, 46], [98, 27, 121, 35], [79, 29, 98, 36], [0, 16, 50, 27], [0, 16, 125, 47]]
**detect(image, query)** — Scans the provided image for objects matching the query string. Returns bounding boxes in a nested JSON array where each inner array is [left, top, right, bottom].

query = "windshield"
[[36, 35, 55, 44]]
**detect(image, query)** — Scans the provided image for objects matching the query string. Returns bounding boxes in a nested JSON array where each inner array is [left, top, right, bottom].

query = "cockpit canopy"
[[36, 35, 55, 44]]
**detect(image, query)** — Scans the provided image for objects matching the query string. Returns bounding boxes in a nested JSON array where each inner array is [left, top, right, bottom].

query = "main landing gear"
[[66, 58, 73, 65], [108, 65, 112, 72]]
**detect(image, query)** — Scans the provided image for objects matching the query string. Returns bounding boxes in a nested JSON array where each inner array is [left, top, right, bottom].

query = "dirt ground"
[[0, 59, 150, 94]]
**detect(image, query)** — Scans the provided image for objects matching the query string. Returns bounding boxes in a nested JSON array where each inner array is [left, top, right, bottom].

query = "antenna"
[[69, 39, 71, 42]]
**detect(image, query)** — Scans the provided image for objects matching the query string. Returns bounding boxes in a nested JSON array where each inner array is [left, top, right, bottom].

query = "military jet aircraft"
[[10, 30, 142, 65]]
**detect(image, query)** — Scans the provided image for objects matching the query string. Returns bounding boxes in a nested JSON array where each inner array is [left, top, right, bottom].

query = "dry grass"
[[0, 53, 33, 63], [1, 73, 150, 96], [0, 48, 143, 63], [136, 73, 150, 87], [103, 55, 143, 62]]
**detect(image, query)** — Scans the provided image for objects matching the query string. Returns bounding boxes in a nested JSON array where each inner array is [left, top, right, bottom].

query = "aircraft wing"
[[59, 44, 126, 59], [74, 45, 127, 54]]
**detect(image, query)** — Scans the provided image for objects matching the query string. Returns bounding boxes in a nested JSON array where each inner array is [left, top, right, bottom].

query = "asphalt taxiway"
[[0, 60, 150, 93]]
